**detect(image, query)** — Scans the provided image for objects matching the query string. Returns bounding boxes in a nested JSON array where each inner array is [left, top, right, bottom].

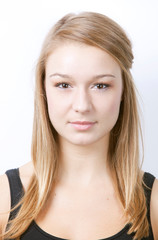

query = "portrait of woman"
[[0, 11, 158, 240]]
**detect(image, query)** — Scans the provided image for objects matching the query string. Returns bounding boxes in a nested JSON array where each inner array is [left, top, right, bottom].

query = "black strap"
[[143, 172, 155, 238], [5, 168, 24, 220], [143, 172, 155, 209], [143, 172, 155, 187]]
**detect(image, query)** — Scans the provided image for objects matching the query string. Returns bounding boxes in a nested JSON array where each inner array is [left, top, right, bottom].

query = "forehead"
[[45, 42, 122, 79]]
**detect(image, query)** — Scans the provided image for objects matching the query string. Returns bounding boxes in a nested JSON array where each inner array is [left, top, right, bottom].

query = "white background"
[[0, 0, 158, 176]]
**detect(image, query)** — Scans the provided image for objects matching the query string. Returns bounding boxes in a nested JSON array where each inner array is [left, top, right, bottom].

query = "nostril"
[[72, 91, 92, 113]]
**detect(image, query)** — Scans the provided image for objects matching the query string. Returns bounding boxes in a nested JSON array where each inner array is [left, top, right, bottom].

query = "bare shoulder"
[[150, 178, 158, 239], [0, 173, 10, 232]]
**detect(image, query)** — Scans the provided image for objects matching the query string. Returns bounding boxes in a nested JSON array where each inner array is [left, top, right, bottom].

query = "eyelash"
[[54, 82, 110, 90], [55, 82, 71, 89], [93, 83, 110, 90]]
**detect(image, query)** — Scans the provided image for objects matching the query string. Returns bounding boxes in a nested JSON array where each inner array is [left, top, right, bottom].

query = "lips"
[[69, 121, 96, 130], [71, 121, 95, 124]]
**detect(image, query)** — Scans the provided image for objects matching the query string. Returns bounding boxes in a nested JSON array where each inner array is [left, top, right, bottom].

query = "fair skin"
[[45, 43, 123, 186], [0, 43, 158, 240]]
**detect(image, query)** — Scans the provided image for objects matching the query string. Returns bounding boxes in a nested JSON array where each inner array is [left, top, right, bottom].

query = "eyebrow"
[[49, 73, 116, 79]]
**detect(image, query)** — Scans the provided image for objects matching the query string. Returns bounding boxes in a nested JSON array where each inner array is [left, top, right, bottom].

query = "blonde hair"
[[4, 12, 148, 240]]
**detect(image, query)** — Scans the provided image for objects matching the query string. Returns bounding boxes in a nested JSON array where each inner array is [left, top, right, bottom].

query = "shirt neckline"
[[33, 220, 130, 240]]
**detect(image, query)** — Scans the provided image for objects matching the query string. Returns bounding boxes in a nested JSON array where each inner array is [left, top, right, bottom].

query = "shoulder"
[[150, 177, 158, 239], [0, 162, 34, 233], [0, 173, 10, 233]]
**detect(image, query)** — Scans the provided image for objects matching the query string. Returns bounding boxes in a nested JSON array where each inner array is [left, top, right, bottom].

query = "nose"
[[72, 88, 92, 113]]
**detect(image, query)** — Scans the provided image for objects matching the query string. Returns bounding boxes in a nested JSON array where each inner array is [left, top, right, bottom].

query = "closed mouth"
[[70, 121, 96, 125], [69, 121, 96, 130]]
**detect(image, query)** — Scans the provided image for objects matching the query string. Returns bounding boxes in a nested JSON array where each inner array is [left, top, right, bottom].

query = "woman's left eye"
[[55, 82, 71, 88], [93, 83, 109, 89]]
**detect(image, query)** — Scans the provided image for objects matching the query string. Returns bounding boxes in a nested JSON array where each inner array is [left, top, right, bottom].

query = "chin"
[[67, 137, 101, 146]]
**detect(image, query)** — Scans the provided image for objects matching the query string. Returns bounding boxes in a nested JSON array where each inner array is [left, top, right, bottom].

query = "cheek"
[[108, 88, 122, 115], [109, 98, 121, 116], [46, 92, 58, 122], [46, 91, 69, 120], [100, 94, 122, 123]]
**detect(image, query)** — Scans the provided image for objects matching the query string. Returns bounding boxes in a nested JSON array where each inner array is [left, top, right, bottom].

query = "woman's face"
[[45, 43, 123, 146]]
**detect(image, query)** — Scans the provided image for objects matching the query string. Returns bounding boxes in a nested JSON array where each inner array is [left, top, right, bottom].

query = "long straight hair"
[[4, 12, 148, 240]]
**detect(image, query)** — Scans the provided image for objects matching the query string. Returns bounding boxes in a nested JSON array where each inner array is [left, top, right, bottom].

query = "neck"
[[57, 136, 111, 187]]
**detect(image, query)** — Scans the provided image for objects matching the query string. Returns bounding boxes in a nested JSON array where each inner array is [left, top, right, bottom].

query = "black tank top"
[[6, 169, 155, 240]]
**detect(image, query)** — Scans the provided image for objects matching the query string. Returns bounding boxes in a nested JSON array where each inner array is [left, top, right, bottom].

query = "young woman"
[[0, 12, 158, 240]]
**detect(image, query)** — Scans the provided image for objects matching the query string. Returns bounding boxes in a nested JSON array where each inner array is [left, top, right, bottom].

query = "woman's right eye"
[[55, 82, 70, 88]]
